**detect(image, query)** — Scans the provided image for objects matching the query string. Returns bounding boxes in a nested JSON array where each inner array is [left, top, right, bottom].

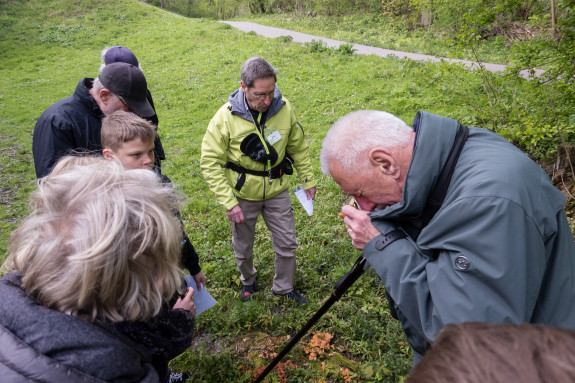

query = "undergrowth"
[[236, 13, 511, 64], [0, 0, 572, 381]]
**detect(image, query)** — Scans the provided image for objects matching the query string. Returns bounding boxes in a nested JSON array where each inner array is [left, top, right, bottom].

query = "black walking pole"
[[253, 255, 369, 383]]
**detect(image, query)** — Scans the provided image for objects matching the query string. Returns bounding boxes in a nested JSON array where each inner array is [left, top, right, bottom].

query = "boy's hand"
[[193, 271, 206, 290]]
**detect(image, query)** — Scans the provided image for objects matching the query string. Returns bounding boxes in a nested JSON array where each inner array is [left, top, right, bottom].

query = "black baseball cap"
[[99, 62, 154, 118]]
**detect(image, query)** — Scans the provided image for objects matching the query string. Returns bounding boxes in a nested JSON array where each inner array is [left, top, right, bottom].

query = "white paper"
[[184, 275, 217, 316], [293, 186, 313, 216]]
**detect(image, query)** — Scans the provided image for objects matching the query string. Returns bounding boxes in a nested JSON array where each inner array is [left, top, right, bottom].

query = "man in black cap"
[[100, 46, 165, 172], [32, 62, 154, 178]]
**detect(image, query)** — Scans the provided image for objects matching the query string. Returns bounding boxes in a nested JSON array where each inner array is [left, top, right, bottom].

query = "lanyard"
[[245, 94, 273, 182]]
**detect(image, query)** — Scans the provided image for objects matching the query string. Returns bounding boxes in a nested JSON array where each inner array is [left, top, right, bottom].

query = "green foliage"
[[276, 34, 293, 43], [304, 38, 328, 53], [1, 0, 573, 381], [508, 0, 575, 133], [40, 25, 94, 46], [239, 13, 511, 64], [336, 42, 357, 55]]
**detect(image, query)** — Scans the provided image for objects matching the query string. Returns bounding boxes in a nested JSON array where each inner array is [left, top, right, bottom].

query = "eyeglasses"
[[252, 91, 275, 100]]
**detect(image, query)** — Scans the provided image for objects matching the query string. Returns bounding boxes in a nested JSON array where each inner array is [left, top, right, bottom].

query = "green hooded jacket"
[[201, 86, 316, 210], [364, 111, 575, 361]]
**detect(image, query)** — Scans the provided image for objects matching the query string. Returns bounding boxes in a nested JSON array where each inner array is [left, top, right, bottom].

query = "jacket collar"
[[75, 78, 105, 118], [227, 85, 285, 122], [370, 111, 461, 221]]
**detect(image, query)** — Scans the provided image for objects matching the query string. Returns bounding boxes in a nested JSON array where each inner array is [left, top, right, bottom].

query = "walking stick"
[[253, 255, 369, 383]]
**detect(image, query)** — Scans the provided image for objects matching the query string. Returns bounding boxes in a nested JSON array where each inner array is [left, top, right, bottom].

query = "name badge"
[[267, 130, 282, 145]]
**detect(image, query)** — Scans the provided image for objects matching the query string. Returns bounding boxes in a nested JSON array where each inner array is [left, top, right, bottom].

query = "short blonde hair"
[[101, 110, 157, 152], [5, 160, 183, 323]]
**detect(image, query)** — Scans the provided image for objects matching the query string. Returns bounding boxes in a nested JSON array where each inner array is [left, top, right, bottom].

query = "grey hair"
[[92, 77, 104, 94], [320, 110, 413, 175], [241, 57, 277, 87], [5, 160, 183, 324], [92, 77, 122, 104]]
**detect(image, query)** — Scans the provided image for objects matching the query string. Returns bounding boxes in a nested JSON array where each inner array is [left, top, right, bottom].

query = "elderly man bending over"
[[320, 109, 575, 365]]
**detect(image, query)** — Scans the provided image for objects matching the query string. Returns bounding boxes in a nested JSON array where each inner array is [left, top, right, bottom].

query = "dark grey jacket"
[[364, 111, 575, 361], [0, 273, 159, 383]]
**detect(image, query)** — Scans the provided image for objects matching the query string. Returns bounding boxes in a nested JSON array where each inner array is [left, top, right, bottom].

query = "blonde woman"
[[0, 160, 195, 382]]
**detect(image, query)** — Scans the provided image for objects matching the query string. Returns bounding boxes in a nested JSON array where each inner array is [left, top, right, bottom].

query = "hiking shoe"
[[272, 289, 308, 304], [241, 284, 255, 302]]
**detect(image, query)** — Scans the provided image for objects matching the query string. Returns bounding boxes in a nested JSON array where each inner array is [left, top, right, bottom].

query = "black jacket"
[[0, 273, 160, 382], [160, 175, 201, 276], [32, 79, 166, 178]]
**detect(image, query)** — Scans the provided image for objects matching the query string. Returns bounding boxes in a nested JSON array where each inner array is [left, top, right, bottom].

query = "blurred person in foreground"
[[0, 159, 195, 382], [200, 57, 317, 304], [100, 46, 166, 172], [33, 61, 155, 178], [320, 109, 575, 364], [407, 322, 575, 382], [101, 110, 206, 290]]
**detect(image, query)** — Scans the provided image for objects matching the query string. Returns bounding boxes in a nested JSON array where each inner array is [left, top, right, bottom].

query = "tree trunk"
[[551, 0, 556, 29]]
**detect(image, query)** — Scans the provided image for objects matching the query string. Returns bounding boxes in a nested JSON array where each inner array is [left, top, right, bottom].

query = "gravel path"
[[222, 21, 543, 79]]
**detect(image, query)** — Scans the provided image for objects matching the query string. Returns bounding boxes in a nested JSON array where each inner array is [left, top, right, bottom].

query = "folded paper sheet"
[[184, 275, 217, 315], [293, 186, 313, 216]]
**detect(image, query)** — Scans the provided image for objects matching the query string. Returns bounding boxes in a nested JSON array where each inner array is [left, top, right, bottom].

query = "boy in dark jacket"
[[101, 110, 206, 289]]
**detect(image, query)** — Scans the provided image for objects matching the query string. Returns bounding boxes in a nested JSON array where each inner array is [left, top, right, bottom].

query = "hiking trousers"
[[231, 189, 298, 294]]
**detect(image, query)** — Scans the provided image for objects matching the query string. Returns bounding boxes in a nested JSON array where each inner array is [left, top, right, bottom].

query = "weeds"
[[0, 0, 572, 381]]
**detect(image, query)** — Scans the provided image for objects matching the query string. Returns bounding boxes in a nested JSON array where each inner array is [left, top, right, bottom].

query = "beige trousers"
[[231, 189, 298, 294]]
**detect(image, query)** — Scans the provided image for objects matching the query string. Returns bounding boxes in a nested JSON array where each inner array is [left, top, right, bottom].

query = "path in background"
[[222, 21, 543, 79]]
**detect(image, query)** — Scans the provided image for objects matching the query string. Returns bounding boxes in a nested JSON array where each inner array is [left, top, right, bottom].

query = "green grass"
[[0, 1, 569, 381], [234, 13, 512, 64]]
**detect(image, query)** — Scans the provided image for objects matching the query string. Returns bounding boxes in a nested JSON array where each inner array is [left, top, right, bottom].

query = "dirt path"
[[222, 21, 543, 79]]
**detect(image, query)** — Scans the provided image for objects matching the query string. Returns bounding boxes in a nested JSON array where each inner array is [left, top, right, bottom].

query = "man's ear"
[[240, 80, 247, 93], [369, 148, 400, 178], [98, 88, 113, 104], [102, 148, 115, 160]]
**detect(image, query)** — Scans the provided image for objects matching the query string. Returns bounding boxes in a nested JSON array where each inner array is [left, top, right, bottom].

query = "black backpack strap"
[[224, 154, 295, 191], [419, 123, 469, 227]]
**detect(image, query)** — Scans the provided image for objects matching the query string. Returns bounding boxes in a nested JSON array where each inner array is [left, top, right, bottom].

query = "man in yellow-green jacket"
[[200, 57, 317, 304]]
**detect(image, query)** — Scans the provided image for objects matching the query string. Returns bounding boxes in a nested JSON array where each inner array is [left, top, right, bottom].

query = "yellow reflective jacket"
[[200, 86, 316, 210]]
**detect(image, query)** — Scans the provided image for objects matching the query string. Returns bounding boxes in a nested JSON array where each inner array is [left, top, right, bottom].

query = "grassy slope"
[[0, 1, 538, 381]]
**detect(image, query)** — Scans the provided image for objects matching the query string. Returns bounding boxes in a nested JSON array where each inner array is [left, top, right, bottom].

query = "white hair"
[[5, 160, 183, 323], [320, 110, 413, 175]]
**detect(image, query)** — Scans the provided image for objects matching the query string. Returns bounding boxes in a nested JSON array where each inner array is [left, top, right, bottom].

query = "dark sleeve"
[[161, 175, 201, 275], [180, 231, 201, 276], [146, 90, 165, 162], [115, 309, 195, 382], [32, 113, 77, 178]]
